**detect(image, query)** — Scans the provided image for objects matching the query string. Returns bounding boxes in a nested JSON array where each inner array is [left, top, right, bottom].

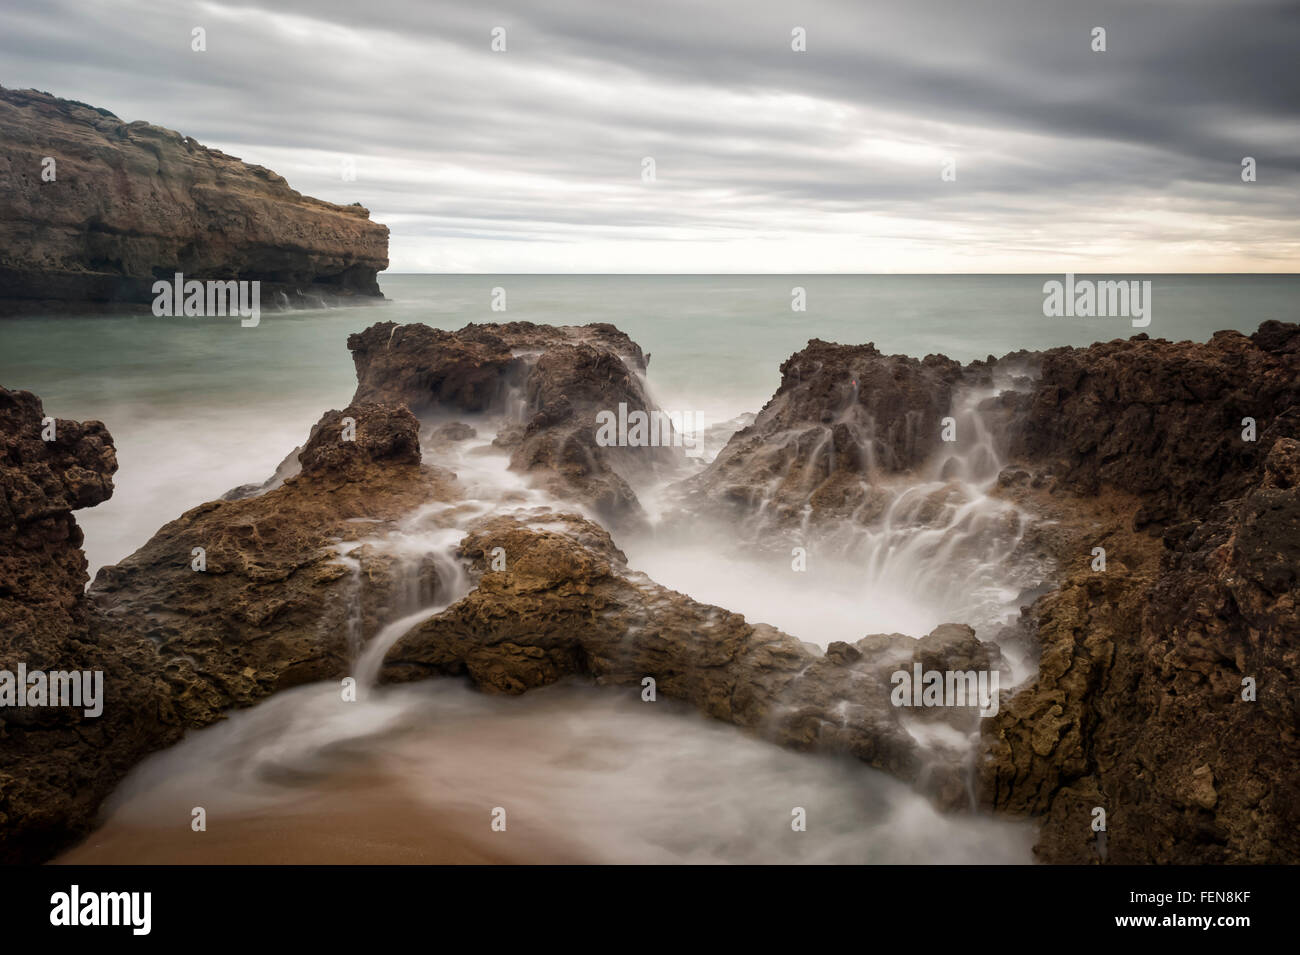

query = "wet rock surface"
[[349, 321, 679, 527], [680, 340, 967, 525], [3, 319, 1298, 865], [91, 403, 455, 727], [380, 510, 1001, 808], [0, 387, 168, 864], [0, 399, 452, 861], [0, 87, 388, 309]]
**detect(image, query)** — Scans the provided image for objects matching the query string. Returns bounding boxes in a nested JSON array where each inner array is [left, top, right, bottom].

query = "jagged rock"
[[0, 387, 171, 864], [348, 321, 680, 526], [298, 403, 422, 478], [6, 317, 1300, 868], [89, 403, 454, 728], [983, 332, 1300, 863], [680, 340, 965, 525], [380, 510, 1003, 807], [0, 87, 388, 309], [677, 320, 1300, 863], [1, 399, 461, 862], [1010, 322, 1300, 528]]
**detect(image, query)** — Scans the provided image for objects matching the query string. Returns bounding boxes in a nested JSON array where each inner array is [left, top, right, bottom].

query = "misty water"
[[6, 274, 1296, 863]]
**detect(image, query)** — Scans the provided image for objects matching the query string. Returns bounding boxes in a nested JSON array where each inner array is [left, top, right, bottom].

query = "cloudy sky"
[[4, 0, 1298, 271]]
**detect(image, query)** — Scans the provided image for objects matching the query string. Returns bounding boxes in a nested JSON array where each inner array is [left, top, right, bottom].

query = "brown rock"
[[90, 403, 456, 728], [348, 321, 680, 526], [380, 510, 1004, 805], [680, 340, 966, 526], [0, 387, 170, 864], [0, 86, 388, 309]]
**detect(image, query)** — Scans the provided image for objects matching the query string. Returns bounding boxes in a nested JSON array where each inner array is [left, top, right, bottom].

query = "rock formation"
[[90, 402, 455, 728], [982, 322, 1300, 863], [1009, 325, 1300, 528], [0, 87, 388, 310], [0, 386, 171, 864], [0, 398, 453, 862], [380, 509, 1002, 808], [680, 340, 966, 525], [662, 320, 1300, 862], [3, 317, 1297, 867], [348, 320, 680, 527]]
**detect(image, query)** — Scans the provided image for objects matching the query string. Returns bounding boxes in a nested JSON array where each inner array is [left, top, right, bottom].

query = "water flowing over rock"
[[680, 340, 966, 525], [663, 320, 1300, 862], [380, 510, 1002, 808], [0, 400, 450, 861], [0, 86, 388, 310], [669, 338, 1046, 641], [91, 403, 456, 728], [3, 318, 1298, 865], [348, 320, 680, 527]]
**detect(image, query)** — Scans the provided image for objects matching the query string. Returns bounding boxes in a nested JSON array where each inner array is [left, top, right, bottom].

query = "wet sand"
[[55, 771, 589, 865], [53, 682, 1035, 865]]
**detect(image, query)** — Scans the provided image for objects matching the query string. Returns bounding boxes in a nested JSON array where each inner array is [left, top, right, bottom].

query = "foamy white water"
[[79, 681, 1034, 864], [622, 379, 1045, 648]]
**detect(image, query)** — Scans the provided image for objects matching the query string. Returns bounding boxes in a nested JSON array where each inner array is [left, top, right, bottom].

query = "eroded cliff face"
[[0, 87, 388, 309]]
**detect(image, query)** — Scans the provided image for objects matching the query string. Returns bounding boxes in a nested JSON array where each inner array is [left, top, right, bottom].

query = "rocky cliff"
[[0, 87, 388, 309]]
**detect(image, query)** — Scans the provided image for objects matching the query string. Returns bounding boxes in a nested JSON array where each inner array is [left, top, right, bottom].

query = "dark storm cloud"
[[2, 0, 1296, 270]]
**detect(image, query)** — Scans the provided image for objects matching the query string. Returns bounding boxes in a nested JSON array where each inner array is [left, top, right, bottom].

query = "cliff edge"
[[0, 87, 389, 309]]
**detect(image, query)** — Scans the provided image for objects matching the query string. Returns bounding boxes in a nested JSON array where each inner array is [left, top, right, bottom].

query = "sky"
[[3, 0, 1298, 272]]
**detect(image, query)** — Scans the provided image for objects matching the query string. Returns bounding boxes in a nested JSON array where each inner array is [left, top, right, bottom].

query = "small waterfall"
[[931, 383, 1004, 485], [352, 525, 471, 690], [329, 544, 365, 660], [633, 380, 1047, 647]]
